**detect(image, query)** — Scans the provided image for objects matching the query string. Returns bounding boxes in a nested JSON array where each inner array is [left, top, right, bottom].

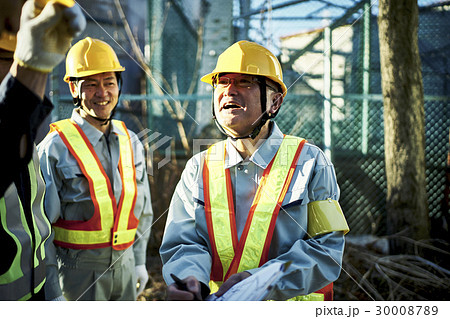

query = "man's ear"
[[268, 92, 283, 115], [69, 81, 78, 98]]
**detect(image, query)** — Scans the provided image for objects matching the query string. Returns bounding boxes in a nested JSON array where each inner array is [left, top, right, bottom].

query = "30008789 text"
[[315, 305, 439, 318]]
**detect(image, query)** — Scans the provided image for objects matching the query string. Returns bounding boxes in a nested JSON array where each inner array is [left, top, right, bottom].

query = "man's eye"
[[217, 79, 229, 85], [239, 79, 252, 85]]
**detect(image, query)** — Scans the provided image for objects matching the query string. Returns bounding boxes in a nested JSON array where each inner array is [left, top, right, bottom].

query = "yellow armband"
[[307, 199, 349, 238]]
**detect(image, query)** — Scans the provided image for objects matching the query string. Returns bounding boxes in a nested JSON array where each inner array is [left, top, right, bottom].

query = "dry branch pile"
[[140, 235, 450, 301], [335, 236, 450, 301]]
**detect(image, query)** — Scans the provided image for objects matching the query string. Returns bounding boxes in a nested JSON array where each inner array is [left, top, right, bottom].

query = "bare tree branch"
[[113, 0, 191, 154]]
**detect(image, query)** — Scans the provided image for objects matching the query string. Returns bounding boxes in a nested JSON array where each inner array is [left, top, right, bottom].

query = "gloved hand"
[[50, 295, 66, 301], [135, 264, 149, 296], [14, 1, 86, 73]]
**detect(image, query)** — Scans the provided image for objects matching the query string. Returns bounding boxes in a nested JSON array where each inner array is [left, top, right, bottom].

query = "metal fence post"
[[361, 0, 371, 155], [323, 25, 332, 160]]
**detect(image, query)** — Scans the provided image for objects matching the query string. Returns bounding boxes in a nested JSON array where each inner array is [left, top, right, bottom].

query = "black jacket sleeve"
[[0, 73, 53, 196]]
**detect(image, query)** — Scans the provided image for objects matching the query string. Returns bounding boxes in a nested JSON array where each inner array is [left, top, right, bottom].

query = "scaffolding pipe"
[[323, 25, 332, 160], [361, 0, 371, 155]]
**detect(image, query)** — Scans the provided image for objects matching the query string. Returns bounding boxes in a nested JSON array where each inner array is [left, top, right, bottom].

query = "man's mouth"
[[95, 101, 109, 106], [222, 103, 243, 110]]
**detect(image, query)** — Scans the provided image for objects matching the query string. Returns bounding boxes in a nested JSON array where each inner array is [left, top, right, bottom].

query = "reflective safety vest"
[[0, 150, 51, 300], [203, 136, 348, 301], [50, 119, 139, 250]]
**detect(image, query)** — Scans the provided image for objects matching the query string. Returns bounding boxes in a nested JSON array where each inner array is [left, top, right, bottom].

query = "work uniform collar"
[[71, 108, 126, 147], [224, 122, 284, 170]]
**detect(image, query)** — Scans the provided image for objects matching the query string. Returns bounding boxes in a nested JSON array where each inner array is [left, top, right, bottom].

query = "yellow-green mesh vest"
[[0, 150, 51, 300]]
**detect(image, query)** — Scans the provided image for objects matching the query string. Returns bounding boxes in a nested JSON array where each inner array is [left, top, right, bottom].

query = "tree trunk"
[[378, 0, 430, 254]]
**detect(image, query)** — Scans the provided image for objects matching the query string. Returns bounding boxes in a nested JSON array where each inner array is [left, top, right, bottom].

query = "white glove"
[[135, 264, 149, 296], [50, 295, 66, 301], [14, 1, 86, 73]]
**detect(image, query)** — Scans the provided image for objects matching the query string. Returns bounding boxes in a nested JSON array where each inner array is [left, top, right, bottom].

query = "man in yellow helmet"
[[160, 40, 349, 301], [0, 0, 85, 300], [37, 37, 153, 300]]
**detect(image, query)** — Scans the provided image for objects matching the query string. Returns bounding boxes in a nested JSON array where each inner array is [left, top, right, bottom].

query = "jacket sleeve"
[[257, 231, 345, 300], [159, 156, 212, 288], [37, 136, 64, 300], [248, 151, 346, 300], [132, 138, 153, 266], [0, 73, 52, 196]]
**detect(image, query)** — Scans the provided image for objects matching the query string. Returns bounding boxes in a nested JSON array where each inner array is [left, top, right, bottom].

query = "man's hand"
[[215, 271, 251, 297], [135, 264, 149, 296], [167, 276, 203, 301], [14, 0, 86, 73]]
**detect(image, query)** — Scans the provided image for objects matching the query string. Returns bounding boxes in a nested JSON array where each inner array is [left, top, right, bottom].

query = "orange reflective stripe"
[[50, 119, 138, 250], [112, 120, 139, 250], [204, 141, 237, 281], [315, 282, 333, 301], [225, 158, 275, 278], [227, 137, 305, 278], [52, 119, 115, 233], [203, 151, 223, 281], [260, 137, 305, 265], [204, 136, 305, 284]]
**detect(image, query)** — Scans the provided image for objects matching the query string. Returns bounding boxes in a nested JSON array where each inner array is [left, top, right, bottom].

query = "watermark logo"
[[133, 128, 172, 175]]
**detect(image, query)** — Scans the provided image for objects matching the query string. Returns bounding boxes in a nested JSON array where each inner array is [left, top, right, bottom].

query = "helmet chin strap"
[[79, 105, 116, 126], [211, 75, 273, 140], [212, 112, 272, 140]]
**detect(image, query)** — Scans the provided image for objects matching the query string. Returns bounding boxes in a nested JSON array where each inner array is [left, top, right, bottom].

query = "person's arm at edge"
[[0, 66, 52, 196], [10, 60, 47, 100]]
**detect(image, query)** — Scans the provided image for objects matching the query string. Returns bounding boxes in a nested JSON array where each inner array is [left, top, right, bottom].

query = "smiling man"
[[160, 40, 349, 301], [37, 37, 153, 301]]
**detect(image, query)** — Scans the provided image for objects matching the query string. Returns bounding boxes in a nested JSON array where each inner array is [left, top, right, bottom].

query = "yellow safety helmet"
[[64, 37, 125, 82], [0, 0, 75, 53], [35, 0, 75, 8], [201, 40, 287, 97]]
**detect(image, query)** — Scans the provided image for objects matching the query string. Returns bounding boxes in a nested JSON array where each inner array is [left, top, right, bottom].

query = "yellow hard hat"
[[35, 0, 75, 8], [64, 37, 125, 82], [201, 40, 287, 96], [0, 0, 75, 53]]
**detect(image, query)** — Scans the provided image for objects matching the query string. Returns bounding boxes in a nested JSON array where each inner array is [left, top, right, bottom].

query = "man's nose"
[[96, 84, 108, 97], [224, 80, 238, 95]]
